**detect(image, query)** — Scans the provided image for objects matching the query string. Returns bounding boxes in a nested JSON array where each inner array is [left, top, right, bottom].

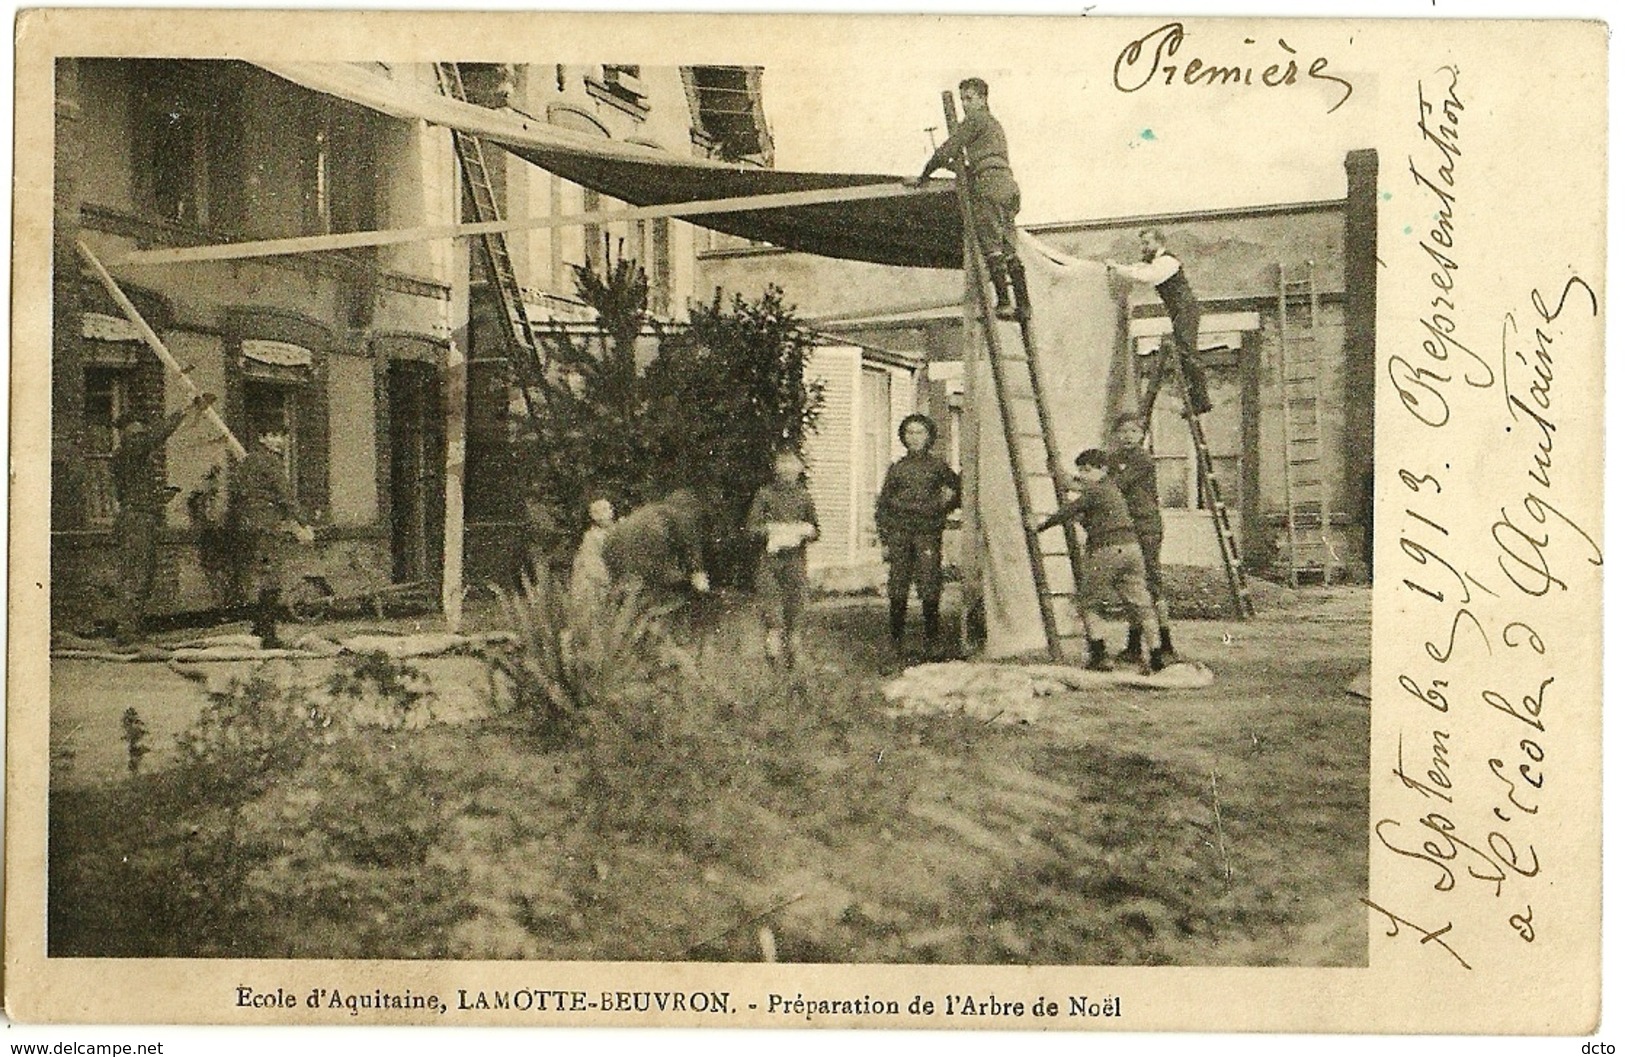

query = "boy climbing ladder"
[[908, 77, 1031, 322]]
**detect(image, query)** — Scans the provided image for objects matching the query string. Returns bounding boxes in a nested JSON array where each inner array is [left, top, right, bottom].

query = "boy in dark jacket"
[[1108, 412, 1177, 662], [876, 414, 961, 654], [229, 430, 315, 649], [747, 450, 820, 667], [908, 77, 1029, 322], [1030, 449, 1164, 673]]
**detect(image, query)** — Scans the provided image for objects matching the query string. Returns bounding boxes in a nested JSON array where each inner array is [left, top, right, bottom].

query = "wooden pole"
[[107, 181, 942, 269], [442, 338, 467, 632], [76, 239, 247, 459]]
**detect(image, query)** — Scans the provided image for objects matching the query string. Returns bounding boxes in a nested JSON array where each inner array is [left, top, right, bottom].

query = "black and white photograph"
[[6, 7, 1607, 1040]]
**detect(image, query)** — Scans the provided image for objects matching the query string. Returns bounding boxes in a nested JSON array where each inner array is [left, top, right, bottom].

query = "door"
[[856, 366, 893, 556], [387, 360, 446, 587]]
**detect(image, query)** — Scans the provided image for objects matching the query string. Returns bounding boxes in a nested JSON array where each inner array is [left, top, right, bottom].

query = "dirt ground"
[[46, 584, 1369, 965]]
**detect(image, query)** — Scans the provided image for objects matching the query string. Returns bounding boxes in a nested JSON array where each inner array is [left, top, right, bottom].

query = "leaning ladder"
[[433, 62, 545, 410], [1153, 347, 1255, 617], [1275, 261, 1334, 586], [943, 92, 1092, 662]]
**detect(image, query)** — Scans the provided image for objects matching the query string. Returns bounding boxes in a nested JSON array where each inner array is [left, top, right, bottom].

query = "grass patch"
[[51, 589, 1368, 964]]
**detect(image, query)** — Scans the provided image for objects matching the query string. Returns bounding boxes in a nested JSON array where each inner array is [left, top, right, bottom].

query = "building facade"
[[50, 60, 772, 632]]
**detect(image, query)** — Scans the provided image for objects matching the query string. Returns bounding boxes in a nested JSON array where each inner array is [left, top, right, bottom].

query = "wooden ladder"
[[943, 92, 1092, 662], [1275, 261, 1334, 586], [433, 62, 545, 408], [1157, 353, 1255, 617]]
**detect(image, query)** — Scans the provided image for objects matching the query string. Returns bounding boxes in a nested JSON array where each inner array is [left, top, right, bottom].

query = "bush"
[[324, 650, 435, 729], [52, 661, 471, 958], [488, 573, 677, 745], [641, 285, 823, 586], [174, 667, 340, 799], [237, 735, 473, 959], [515, 262, 823, 585]]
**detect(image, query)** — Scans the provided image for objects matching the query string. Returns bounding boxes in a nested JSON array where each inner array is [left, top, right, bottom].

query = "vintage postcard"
[[5, 6, 1607, 1038]]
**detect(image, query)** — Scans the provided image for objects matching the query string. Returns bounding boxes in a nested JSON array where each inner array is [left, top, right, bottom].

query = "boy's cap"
[[1113, 411, 1146, 429]]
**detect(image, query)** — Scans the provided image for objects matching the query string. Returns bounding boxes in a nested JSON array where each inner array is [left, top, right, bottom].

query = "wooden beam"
[[76, 240, 248, 460], [442, 338, 467, 633], [107, 181, 943, 268]]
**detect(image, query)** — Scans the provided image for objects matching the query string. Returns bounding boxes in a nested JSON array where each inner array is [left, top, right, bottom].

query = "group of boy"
[[559, 73, 1195, 673], [1031, 413, 1178, 674], [107, 395, 314, 649]]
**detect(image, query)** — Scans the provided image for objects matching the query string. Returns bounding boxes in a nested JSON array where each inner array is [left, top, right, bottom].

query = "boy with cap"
[[876, 413, 961, 655], [1029, 449, 1164, 673], [567, 496, 616, 624], [1108, 412, 1178, 663], [230, 429, 314, 649]]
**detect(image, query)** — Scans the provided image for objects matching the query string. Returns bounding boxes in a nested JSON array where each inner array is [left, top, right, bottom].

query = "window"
[[585, 65, 649, 118], [857, 367, 893, 550], [601, 65, 645, 100], [650, 217, 672, 316], [242, 378, 299, 486], [82, 368, 131, 526], [683, 66, 772, 164], [303, 101, 375, 237], [583, 188, 604, 272], [136, 65, 213, 227]]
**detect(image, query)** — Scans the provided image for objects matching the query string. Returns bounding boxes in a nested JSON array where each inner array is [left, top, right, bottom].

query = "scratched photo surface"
[[6, 10, 1604, 1033]]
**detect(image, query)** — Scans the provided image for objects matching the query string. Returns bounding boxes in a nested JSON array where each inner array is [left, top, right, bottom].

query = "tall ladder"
[[1152, 344, 1255, 617], [433, 62, 544, 412], [1275, 262, 1334, 586], [942, 92, 1092, 662]]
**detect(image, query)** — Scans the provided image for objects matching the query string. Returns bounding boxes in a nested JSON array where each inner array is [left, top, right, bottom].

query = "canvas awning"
[[256, 62, 963, 270]]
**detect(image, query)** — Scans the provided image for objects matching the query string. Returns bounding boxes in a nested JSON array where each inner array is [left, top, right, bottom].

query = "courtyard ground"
[[46, 582, 1369, 965]]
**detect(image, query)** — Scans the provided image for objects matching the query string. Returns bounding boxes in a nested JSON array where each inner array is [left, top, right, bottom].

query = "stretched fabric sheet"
[[969, 232, 1132, 659], [255, 62, 962, 269]]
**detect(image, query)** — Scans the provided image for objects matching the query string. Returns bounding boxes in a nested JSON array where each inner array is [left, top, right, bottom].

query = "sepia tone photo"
[[8, 9, 1605, 1034]]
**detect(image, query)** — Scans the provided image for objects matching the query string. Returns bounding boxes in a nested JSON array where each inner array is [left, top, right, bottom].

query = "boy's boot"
[[889, 597, 908, 647], [988, 257, 1017, 320], [1085, 638, 1112, 672], [1183, 355, 1214, 415], [254, 588, 283, 650], [1116, 625, 1143, 664], [922, 600, 942, 659], [1005, 257, 1033, 321], [1148, 645, 1167, 673], [1159, 625, 1178, 662]]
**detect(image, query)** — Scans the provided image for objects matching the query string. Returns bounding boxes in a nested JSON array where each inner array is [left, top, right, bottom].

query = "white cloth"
[[764, 521, 816, 553], [968, 231, 1135, 657]]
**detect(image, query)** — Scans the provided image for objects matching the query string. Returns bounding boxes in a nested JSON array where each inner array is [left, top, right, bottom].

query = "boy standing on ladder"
[[908, 77, 1031, 322], [1030, 450, 1165, 674], [1108, 228, 1213, 417]]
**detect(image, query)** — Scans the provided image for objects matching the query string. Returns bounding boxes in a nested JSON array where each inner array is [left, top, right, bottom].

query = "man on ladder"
[[1109, 230, 1253, 618], [908, 77, 1032, 323], [1108, 227, 1213, 418]]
